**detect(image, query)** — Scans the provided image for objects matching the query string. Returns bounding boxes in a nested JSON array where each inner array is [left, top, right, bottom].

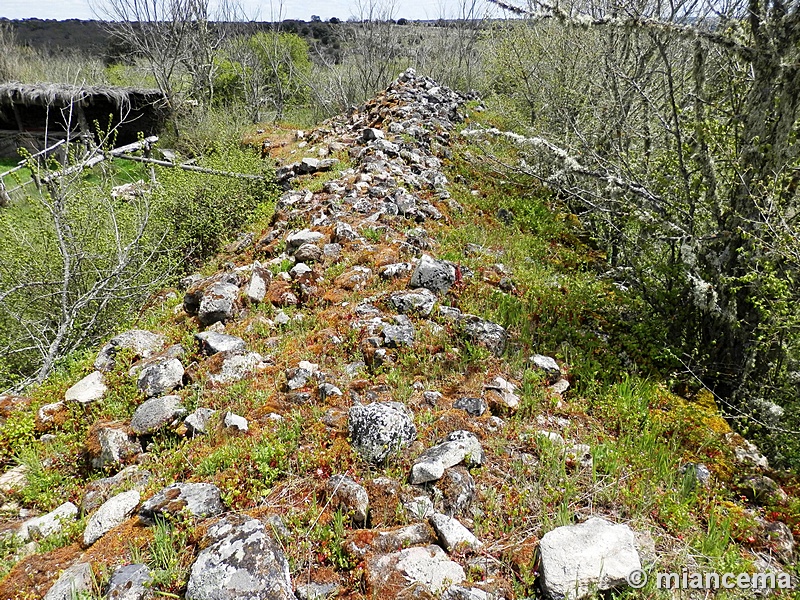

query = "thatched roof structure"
[[0, 82, 169, 157]]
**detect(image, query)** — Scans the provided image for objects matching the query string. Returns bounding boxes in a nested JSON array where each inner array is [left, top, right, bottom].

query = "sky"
[[1, 0, 498, 22]]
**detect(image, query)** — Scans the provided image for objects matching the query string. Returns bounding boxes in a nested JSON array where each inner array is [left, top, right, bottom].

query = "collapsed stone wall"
[[0, 68, 795, 600]]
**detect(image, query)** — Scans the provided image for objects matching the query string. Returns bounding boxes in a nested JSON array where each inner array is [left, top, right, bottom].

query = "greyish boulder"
[[409, 254, 456, 294], [430, 513, 482, 552], [366, 545, 465, 597], [462, 316, 508, 356], [539, 517, 641, 600], [348, 402, 417, 463], [130, 395, 187, 435], [43, 562, 93, 600], [186, 514, 293, 600], [106, 564, 153, 600], [208, 352, 268, 384], [17, 501, 78, 542], [246, 261, 271, 304], [139, 482, 224, 523], [95, 329, 166, 372], [136, 355, 184, 398], [382, 315, 415, 347], [198, 282, 240, 325], [388, 288, 438, 316], [89, 424, 142, 470]]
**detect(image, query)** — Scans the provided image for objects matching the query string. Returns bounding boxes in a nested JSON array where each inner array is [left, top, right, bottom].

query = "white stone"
[[43, 562, 93, 600], [430, 513, 482, 552], [410, 431, 484, 484], [84, 490, 140, 546], [286, 229, 324, 249], [247, 262, 269, 303], [65, 371, 107, 404], [0, 464, 28, 494], [539, 517, 641, 600], [18, 501, 78, 542], [223, 411, 248, 432], [394, 545, 465, 594]]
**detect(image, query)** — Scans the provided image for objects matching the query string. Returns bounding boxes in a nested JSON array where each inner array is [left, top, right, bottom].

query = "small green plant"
[[311, 508, 355, 570], [362, 227, 382, 243], [148, 517, 193, 594], [0, 409, 36, 460]]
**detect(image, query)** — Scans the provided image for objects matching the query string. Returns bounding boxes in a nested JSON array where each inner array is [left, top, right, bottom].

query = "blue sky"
[[2, 0, 498, 21]]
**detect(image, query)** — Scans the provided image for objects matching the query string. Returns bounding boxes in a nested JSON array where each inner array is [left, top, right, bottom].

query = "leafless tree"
[[476, 0, 800, 403], [91, 0, 238, 117], [0, 94, 173, 387]]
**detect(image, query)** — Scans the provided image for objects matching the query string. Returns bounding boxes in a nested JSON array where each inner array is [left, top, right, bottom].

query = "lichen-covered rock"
[[246, 261, 271, 304], [409, 254, 456, 294], [430, 513, 482, 552], [107, 564, 153, 600], [136, 356, 184, 398], [327, 475, 369, 523], [286, 228, 324, 250], [389, 288, 437, 316], [95, 330, 166, 372], [130, 395, 186, 435], [208, 352, 268, 384], [382, 315, 415, 347], [462, 316, 507, 356], [366, 545, 465, 597], [198, 282, 240, 325], [140, 482, 224, 523], [83, 489, 140, 546], [87, 423, 142, 470], [454, 397, 486, 417], [186, 514, 292, 600], [81, 465, 149, 514], [294, 243, 323, 263], [348, 402, 417, 463], [333, 221, 360, 243], [381, 262, 414, 279], [184, 273, 241, 323], [539, 517, 641, 600]]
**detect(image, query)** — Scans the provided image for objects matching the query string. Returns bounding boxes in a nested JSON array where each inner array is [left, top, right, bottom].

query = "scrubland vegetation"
[[0, 1, 798, 597]]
